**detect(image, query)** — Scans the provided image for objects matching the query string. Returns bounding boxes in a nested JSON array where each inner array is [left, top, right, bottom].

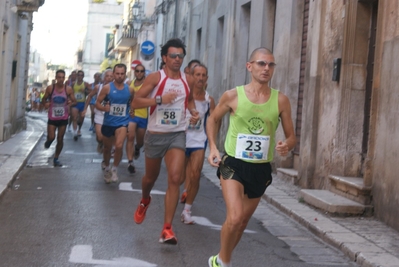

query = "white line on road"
[[69, 245, 157, 266], [119, 182, 166, 195]]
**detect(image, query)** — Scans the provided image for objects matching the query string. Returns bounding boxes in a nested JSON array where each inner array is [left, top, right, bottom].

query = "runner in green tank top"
[[206, 47, 296, 267]]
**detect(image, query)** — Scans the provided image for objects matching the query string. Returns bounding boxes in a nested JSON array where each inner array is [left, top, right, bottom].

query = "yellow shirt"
[[130, 80, 147, 118]]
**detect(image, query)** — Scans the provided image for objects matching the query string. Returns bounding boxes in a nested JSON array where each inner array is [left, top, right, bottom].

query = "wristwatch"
[[155, 95, 162, 105]]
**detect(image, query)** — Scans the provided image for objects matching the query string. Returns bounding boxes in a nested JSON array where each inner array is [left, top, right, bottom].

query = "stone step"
[[300, 189, 373, 216], [276, 168, 298, 185], [328, 175, 372, 205]]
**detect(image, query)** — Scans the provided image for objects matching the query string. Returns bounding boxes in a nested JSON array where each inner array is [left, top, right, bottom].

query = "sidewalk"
[[1, 114, 399, 267], [201, 153, 399, 267]]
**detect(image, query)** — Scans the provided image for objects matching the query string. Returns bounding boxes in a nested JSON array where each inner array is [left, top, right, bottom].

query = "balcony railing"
[[114, 24, 138, 51]]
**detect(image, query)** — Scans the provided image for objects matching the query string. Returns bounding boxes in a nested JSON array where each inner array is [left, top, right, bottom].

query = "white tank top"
[[147, 70, 190, 132], [94, 84, 104, 122], [186, 91, 210, 148]]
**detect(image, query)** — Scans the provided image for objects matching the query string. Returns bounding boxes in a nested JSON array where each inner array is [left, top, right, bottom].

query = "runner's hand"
[[189, 109, 199, 125], [104, 102, 110, 112], [208, 149, 221, 167], [163, 92, 178, 104], [275, 140, 289, 156]]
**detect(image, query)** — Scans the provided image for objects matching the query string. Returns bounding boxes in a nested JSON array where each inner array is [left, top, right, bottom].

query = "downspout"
[[173, 0, 178, 37]]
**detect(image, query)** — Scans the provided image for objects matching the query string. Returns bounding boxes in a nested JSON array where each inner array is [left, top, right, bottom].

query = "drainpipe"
[[173, 0, 178, 37]]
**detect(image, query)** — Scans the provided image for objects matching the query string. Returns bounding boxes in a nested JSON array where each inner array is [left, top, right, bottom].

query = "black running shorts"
[[217, 154, 272, 199], [48, 119, 68, 127]]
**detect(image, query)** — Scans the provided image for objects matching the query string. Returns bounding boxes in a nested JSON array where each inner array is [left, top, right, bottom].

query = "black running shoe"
[[127, 164, 136, 174], [44, 140, 52, 149], [53, 159, 63, 167]]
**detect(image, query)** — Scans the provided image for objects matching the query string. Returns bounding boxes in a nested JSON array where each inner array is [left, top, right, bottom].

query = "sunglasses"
[[56, 76, 65, 79], [250, 60, 277, 68], [135, 70, 145, 73], [168, 53, 185, 59]]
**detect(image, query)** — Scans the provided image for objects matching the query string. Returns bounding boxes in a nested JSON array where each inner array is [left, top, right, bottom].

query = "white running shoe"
[[111, 169, 118, 183], [103, 169, 112, 184], [181, 209, 195, 225]]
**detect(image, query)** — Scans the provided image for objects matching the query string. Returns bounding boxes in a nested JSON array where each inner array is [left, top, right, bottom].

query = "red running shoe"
[[134, 196, 151, 224], [159, 227, 177, 245]]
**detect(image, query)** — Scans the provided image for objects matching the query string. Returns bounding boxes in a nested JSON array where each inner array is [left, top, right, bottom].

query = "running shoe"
[[89, 125, 94, 131], [103, 169, 112, 184], [44, 140, 52, 149], [77, 131, 82, 136], [134, 196, 151, 224], [180, 191, 187, 203], [127, 163, 136, 174], [134, 146, 140, 160], [73, 135, 78, 141], [101, 161, 106, 170], [67, 125, 71, 132], [181, 209, 194, 225], [111, 169, 118, 183], [53, 159, 63, 167], [208, 255, 221, 267], [159, 227, 177, 245]]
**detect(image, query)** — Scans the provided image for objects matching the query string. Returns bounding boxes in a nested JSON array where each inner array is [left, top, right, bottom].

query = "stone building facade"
[[0, 0, 44, 141], [153, 0, 399, 231]]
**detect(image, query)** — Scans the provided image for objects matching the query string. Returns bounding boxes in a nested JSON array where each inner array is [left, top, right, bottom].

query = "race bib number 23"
[[235, 133, 270, 160]]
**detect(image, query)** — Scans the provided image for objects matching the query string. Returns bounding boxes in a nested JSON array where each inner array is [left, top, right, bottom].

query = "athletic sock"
[[184, 204, 192, 211], [141, 197, 151, 206], [217, 255, 232, 267]]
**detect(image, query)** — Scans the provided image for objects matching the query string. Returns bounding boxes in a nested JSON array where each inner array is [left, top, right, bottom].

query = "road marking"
[[192, 216, 256, 233], [65, 150, 98, 155], [69, 245, 157, 266], [118, 183, 256, 234], [119, 182, 165, 195]]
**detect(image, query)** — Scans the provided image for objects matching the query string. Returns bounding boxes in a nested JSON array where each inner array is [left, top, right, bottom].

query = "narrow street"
[[0, 114, 357, 267]]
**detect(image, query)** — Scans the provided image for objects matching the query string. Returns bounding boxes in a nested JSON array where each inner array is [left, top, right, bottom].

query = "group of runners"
[[42, 38, 296, 267]]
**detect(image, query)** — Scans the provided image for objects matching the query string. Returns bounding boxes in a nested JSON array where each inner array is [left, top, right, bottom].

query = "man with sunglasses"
[[42, 69, 77, 167], [206, 48, 296, 267], [126, 64, 147, 174], [131, 38, 199, 245]]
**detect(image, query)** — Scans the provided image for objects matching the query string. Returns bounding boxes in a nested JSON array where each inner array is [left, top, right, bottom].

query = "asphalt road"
[[0, 114, 358, 267]]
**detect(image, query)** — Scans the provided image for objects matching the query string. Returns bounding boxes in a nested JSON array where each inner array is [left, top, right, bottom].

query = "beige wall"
[[156, 0, 399, 231]]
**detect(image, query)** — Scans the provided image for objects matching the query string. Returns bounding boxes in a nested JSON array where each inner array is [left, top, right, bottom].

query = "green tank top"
[[225, 86, 280, 163], [73, 82, 86, 103]]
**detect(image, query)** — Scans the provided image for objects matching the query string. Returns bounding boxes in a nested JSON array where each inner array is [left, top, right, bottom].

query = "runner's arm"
[[206, 89, 236, 166], [95, 84, 110, 112], [275, 93, 296, 156], [130, 72, 160, 109], [67, 86, 77, 107], [82, 85, 98, 115]]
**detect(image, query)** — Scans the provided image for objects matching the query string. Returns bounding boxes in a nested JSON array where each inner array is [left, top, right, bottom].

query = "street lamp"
[[132, 1, 141, 17]]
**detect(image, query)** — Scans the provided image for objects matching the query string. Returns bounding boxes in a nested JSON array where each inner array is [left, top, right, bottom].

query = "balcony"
[[114, 25, 138, 51], [15, 0, 45, 12]]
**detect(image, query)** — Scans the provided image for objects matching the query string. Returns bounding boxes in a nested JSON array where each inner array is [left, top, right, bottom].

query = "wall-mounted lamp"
[[11, 6, 18, 13]]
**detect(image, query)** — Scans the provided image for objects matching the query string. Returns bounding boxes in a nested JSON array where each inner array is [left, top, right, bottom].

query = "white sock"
[[111, 166, 117, 172], [184, 204, 192, 211], [217, 255, 232, 267]]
